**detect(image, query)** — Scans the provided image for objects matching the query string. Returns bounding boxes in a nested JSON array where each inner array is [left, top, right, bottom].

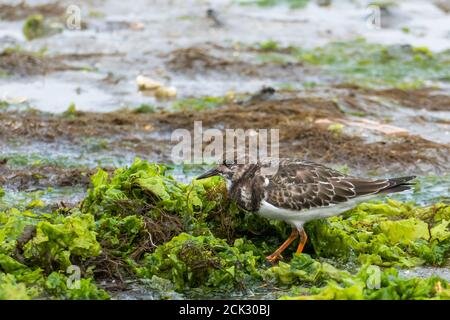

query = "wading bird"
[[197, 158, 415, 263]]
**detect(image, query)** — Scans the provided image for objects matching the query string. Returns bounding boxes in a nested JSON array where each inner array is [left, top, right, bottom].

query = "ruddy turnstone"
[[197, 158, 415, 263]]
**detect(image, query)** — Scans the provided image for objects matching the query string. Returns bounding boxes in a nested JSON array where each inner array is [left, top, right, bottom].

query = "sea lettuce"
[[306, 201, 450, 267], [271, 254, 450, 300], [136, 233, 263, 291], [0, 159, 449, 300]]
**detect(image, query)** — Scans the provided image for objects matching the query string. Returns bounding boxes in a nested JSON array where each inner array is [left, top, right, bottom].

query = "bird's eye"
[[222, 159, 234, 168]]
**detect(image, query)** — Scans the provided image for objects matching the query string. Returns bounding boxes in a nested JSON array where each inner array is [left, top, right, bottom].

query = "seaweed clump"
[[268, 254, 450, 300], [136, 234, 263, 292], [79, 159, 270, 289], [307, 200, 450, 267], [23, 15, 47, 41], [0, 159, 449, 300], [0, 208, 108, 299], [22, 14, 63, 41]]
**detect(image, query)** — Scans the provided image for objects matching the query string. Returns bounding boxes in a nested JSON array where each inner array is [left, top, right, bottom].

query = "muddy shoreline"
[[2, 87, 449, 187]]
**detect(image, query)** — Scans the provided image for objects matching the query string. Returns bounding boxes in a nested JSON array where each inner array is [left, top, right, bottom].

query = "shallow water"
[[1, 0, 449, 146], [0, 186, 86, 211], [399, 266, 450, 282], [1, 140, 141, 168], [1, 0, 449, 111]]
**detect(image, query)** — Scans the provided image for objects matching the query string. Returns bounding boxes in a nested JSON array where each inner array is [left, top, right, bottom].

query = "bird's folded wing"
[[265, 162, 390, 211]]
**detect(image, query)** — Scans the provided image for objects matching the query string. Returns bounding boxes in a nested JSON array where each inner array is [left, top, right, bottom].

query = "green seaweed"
[[44, 272, 109, 300], [171, 96, 228, 111], [23, 15, 46, 41], [0, 208, 108, 299], [306, 200, 450, 267], [22, 14, 63, 41], [0, 100, 9, 110], [256, 39, 450, 88], [0, 273, 31, 299], [296, 40, 450, 88], [0, 159, 449, 300], [63, 102, 79, 119], [23, 212, 101, 270], [136, 233, 262, 291], [237, 0, 309, 9], [269, 254, 450, 300], [82, 160, 211, 224], [259, 40, 280, 51], [133, 104, 156, 114]]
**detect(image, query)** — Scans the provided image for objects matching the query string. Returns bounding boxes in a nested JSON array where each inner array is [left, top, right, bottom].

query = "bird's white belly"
[[258, 196, 376, 229]]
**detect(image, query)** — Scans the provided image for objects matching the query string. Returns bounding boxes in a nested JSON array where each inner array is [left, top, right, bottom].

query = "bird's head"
[[196, 159, 253, 183]]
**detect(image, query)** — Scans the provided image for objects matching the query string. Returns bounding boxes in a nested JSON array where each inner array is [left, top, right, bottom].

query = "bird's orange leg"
[[296, 229, 308, 254], [266, 229, 299, 263]]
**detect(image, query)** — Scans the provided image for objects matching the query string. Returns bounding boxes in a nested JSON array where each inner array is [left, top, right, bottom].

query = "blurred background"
[[1, 0, 450, 111], [0, 0, 449, 206]]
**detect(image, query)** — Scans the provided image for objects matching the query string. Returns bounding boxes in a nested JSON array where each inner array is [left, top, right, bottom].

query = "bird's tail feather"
[[378, 176, 416, 194]]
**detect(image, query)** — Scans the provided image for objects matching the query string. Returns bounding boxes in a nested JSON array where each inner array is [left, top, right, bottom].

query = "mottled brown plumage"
[[197, 158, 416, 262]]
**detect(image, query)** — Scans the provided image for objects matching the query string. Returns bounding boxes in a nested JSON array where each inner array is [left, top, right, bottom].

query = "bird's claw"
[[266, 254, 283, 264]]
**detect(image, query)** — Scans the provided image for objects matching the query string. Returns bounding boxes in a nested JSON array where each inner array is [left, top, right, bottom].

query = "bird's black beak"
[[196, 168, 219, 180]]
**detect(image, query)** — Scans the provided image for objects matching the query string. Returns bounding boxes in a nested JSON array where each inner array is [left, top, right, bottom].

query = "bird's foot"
[[266, 253, 283, 264]]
